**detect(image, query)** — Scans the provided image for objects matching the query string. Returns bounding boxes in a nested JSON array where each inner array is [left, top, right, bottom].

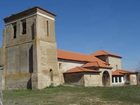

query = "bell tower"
[[3, 7, 61, 89], [35, 7, 61, 89]]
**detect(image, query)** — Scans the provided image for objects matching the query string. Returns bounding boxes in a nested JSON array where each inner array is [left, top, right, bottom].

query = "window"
[[12, 22, 17, 39], [59, 63, 62, 69], [46, 20, 49, 36], [119, 76, 121, 82], [21, 19, 26, 34], [112, 76, 116, 83], [115, 76, 118, 82], [50, 69, 53, 82], [112, 77, 114, 83], [116, 65, 118, 70], [31, 22, 35, 39]]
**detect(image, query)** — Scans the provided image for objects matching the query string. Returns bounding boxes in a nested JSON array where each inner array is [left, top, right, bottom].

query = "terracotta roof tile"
[[91, 50, 122, 58], [65, 67, 100, 74], [57, 49, 111, 69], [58, 49, 95, 62], [82, 61, 112, 69], [58, 49, 106, 63], [112, 69, 134, 76], [82, 61, 99, 67]]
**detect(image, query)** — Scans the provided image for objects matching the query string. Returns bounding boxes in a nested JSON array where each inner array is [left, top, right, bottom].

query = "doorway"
[[102, 71, 110, 86]]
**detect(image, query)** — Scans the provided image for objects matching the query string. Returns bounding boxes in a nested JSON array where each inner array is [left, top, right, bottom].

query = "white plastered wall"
[[58, 59, 85, 83]]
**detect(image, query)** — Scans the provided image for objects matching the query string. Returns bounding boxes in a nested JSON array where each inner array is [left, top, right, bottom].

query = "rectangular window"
[[21, 19, 26, 34], [46, 20, 49, 36], [119, 76, 122, 82], [116, 65, 118, 70], [59, 63, 62, 69], [115, 77, 118, 82], [12, 22, 17, 39], [112, 76, 114, 83], [50, 69, 53, 82]]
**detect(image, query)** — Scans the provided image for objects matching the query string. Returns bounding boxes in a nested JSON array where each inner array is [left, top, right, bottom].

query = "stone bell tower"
[[3, 7, 61, 89]]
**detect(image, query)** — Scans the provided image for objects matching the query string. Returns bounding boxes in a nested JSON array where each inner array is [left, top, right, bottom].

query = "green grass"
[[3, 85, 140, 105]]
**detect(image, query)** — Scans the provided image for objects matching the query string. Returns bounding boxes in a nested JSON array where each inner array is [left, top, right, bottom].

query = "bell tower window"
[[12, 22, 17, 39], [46, 20, 49, 36], [21, 19, 27, 34]]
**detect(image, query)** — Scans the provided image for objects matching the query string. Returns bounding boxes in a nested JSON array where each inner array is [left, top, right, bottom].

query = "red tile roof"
[[82, 61, 112, 69], [58, 49, 96, 62], [64, 67, 100, 74], [57, 49, 111, 69], [91, 50, 122, 58], [57, 49, 107, 63], [82, 61, 98, 67], [112, 69, 134, 76]]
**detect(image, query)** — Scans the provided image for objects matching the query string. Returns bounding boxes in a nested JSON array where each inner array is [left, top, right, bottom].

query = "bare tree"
[[135, 62, 140, 85], [0, 66, 3, 105]]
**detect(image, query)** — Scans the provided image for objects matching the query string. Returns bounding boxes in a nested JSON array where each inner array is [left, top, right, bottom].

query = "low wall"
[[64, 73, 84, 85], [84, 73, 101, 87], [130, 74, 137, 85]]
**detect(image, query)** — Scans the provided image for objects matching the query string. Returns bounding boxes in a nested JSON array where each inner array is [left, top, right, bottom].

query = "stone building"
[[0, 7, 61, 89], [0, 7, 138, 90], [58, 50, 138, 86]]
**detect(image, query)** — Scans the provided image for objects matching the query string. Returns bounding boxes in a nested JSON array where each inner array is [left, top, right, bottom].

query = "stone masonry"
[[1, 7, 61, 90]]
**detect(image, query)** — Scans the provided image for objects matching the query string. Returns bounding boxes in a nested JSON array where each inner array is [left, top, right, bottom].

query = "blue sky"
[[0, 0, 140, 70]]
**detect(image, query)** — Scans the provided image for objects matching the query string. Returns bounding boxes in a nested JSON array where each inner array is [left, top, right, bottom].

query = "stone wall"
[[99, 69, 112, 86], [3, 15, 37, 89], [64, 73, 84, 85], [0, 48, 3, 66], [5, 43, 36, 89], [130, 74, 137, 85], [36, 14, 61, 89], [84, 73, 101, 87], [2, 7, 63, 90], [108, 56, 122, 71]]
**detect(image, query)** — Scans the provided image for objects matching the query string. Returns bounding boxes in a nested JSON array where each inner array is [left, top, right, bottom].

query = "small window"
[[115, 76, 118, 82], [12, 22, 17, 39], [112, 76, 114, 83], [46, 20, 49, 36], [50, 69, 53, 82], [116, 65, 118, 70], [59, 63, 62, 69], [21, 19, 26, 34], [119, 76, 121, 82]]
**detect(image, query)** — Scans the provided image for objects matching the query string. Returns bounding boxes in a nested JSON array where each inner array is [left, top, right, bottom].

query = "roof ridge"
[[58, 49, 88, 56], [95, 61, 100, 67], [101, 50, 109, 54], [79, 67, 85, 71]]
